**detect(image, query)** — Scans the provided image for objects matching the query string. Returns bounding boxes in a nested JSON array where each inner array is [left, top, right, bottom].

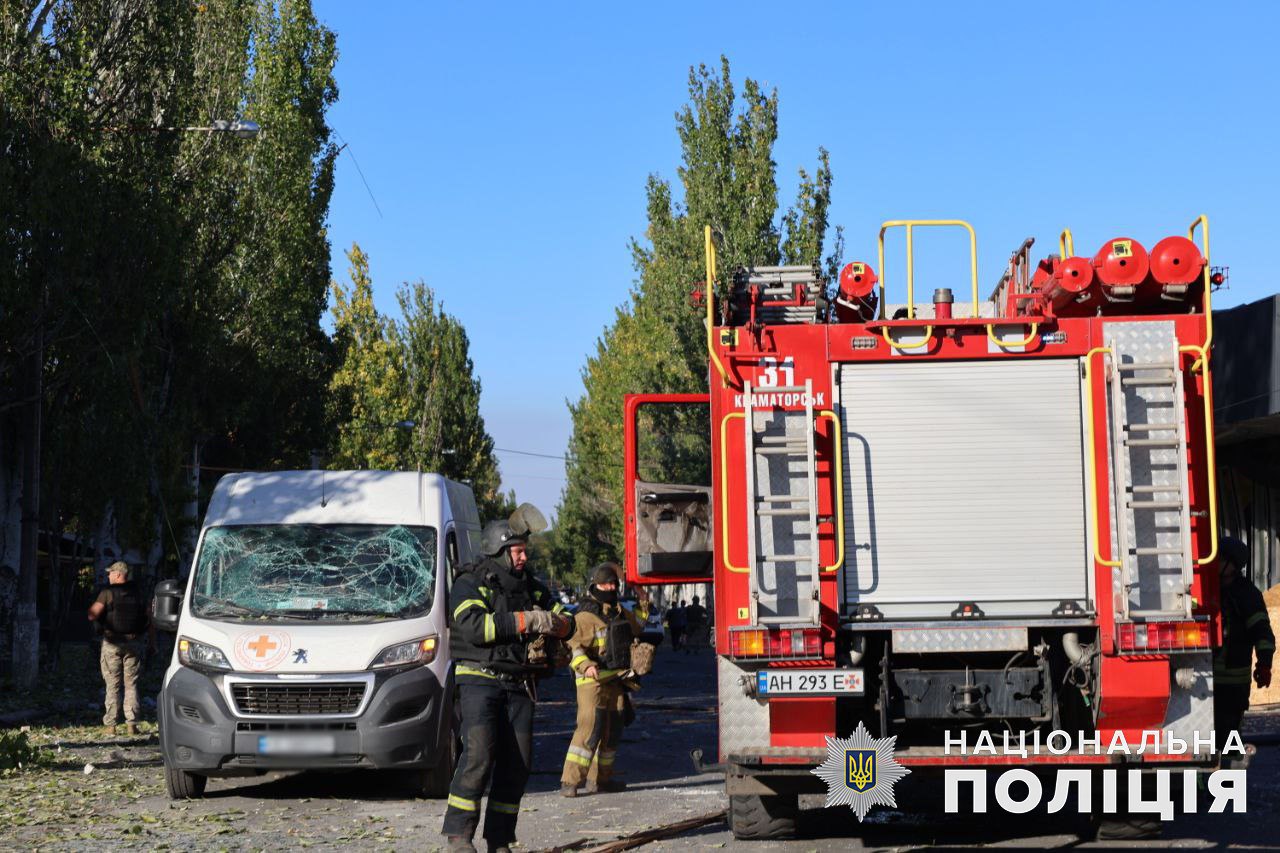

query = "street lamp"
[[203, 119, 261, 139], [98, 118, 262, 139]]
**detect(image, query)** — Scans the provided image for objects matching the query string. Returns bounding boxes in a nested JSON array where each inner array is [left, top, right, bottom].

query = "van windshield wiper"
[[193, 597, 267, 619], [273, 608, 396, 620], [320, 609, 397, 620]]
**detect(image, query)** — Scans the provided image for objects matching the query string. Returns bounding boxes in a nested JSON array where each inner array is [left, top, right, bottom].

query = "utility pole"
[[13, 324, 42, 687]]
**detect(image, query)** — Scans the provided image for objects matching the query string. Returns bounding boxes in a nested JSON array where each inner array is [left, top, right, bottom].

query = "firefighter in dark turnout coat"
[[1213, 536, 1275, 743], [442, 509, 572, 853]]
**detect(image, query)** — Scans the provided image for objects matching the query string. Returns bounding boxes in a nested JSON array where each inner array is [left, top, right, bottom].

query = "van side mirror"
[[152, 578, 185, 633]]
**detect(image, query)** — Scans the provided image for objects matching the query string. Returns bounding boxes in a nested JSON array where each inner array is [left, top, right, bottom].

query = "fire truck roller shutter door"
[[838, 358, 1091, 620]]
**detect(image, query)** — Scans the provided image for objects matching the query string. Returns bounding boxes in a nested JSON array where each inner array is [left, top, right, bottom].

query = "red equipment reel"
[[1149, 235, 1206, 287], [1042, 256, 1097, 316], [1092, 237, 1150, 301], [834, 261, 878, 322]]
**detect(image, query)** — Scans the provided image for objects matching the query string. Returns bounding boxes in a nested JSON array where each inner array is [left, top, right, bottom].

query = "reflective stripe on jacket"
[[449, 558, 560, 676]]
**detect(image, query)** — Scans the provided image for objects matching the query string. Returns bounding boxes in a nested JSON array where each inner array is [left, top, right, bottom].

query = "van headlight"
[[178, 637, 232, 672], [370, 636, 438, 669]]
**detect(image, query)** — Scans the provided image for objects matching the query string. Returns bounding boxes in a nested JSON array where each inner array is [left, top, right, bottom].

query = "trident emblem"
[[846, 749, 876, 793]]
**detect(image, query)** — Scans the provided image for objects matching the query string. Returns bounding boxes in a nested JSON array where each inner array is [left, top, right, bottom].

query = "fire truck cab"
[[623, 219, 1224, 839]]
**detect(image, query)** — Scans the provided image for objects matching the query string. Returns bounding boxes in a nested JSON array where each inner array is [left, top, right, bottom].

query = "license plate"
[[757, 668, 864, 696], [257, 734, 336, 755]]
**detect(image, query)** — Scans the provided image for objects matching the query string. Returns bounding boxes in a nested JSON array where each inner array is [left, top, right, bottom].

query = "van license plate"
[[257, 735, 336, 755], [757, 668, 864, 696]]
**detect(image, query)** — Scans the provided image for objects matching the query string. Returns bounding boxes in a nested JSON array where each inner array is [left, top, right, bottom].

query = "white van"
[[154, 470, 479, 799]]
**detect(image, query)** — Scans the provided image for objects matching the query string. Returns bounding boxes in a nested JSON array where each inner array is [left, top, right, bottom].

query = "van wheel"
[[404, 716, 459, 799], [729, 793, 798, 840], [423, 724, 459, 798], [165, 766, 207, 799]]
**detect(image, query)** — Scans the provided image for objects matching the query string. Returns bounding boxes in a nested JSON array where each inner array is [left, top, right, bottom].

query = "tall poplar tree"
[[327, 245, 408, 471], [327, 245, 509, 518], [392, 281, 508, 518], [553, 58, 839, 579]]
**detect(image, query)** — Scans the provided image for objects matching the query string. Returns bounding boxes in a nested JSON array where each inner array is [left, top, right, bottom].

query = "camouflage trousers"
[[101, 639, 142, 725]]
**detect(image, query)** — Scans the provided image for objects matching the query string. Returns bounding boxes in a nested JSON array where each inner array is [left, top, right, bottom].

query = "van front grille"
[[232, 683, 365, 715]]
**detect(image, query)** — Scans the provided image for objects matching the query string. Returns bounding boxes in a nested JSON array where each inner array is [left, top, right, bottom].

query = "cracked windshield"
[[192, 524, 437, 620]]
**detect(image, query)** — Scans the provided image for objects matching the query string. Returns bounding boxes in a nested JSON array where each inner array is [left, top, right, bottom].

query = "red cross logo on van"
[[233, 631, 290, 671], [247, 635, 277, 658]]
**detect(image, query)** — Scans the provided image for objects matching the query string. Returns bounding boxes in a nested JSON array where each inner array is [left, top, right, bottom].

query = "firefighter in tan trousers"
[[560, 563, 641, 796]]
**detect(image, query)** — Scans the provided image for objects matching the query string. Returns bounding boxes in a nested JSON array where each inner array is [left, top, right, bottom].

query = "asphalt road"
[[3, 643, 1278, 850]]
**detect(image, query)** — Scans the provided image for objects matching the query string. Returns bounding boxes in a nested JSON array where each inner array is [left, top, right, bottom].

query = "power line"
[[494, 446, 566, 461], [334, 129, 382, 219], [500, 472, 567, 482]]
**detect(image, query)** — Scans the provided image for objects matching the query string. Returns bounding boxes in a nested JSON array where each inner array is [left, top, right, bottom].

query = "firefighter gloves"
[[518, 609, 574, 638]]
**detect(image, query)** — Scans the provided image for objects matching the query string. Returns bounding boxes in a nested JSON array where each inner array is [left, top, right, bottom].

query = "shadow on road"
[[201, 768, 422, 801], [523, 643, 719, 795]]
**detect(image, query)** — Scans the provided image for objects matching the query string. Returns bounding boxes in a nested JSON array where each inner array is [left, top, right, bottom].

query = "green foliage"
[[392, 281, 508, 518], [0, 730, 48, 773], [327, 244, 509, 519], [327, 245, 407, 471], [552, 57, 839, 581], [0, 0, 339, 579]]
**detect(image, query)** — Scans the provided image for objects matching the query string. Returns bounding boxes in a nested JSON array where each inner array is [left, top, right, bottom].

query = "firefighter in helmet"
[[442, 504, 573, 853], [1213, 536, 1274, 744], [560, 562, 642, 796]]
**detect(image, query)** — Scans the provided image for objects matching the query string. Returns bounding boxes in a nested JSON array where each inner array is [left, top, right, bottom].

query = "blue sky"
[[313, 1, 1278, 516]]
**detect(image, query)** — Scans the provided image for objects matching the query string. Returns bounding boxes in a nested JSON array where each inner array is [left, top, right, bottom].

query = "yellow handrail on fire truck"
[[1184, 213, 1218, 565], [719, 412, 748, 573], [986, 322, 1040, 349], [1058, 227, 1075, 259], [880, 325, 934, 351], [1083, 347, 1122, 570], [1179, 343, 1219, 566], [1187, 214, 1212, 370], [877, 219, 980, 320], [705, 225, 731, 387], [1083, 341, 1219, 571], [876, 220, 1043, 350], [718, 410, 846, 574], [817, 410, 845, 572]]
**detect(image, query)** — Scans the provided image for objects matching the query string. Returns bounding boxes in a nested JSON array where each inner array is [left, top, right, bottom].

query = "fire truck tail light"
[[729, 627, 823, 660], [734, 630, 765, 657], [1116, 620, 1210, 653]]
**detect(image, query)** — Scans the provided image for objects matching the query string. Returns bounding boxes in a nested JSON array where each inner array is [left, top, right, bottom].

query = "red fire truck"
[[622, 217, 1225, 839]]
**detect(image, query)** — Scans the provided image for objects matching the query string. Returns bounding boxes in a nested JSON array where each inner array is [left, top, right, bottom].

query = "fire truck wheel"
[[729, 793, 799, 840]]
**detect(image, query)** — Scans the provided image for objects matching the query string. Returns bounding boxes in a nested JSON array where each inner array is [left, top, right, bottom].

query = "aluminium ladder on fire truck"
[[1103, 329, 1195, 621], [742, 376, 821, 626]]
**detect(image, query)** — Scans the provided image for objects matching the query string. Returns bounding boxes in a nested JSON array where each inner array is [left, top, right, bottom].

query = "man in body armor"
[[87, 561, 156, 735], [443, 505, 572, 853], [560, 562, 641, 797]]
